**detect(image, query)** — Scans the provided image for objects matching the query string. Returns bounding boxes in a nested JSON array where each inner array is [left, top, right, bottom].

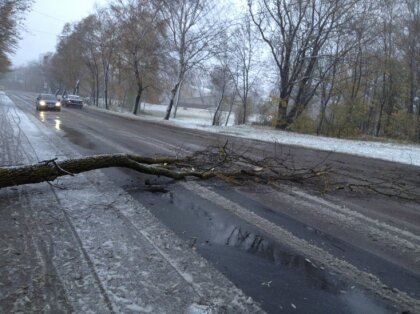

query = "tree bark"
[[132, 66, 144, 115], [165, 81, 181, 120], [275, 96, 289, 129], [133, 85, 143, 115], [212, 82, 226, 126], [172, 79, 183, 118], [0, 148, 333, 191], [104, 66, 109, 110], [225, 92, 236, 126], [0, 154, 210, 189]]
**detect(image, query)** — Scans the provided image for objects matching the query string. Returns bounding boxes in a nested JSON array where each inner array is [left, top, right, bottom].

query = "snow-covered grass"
[[109, 102, 236, 126], [88, 104, 420, 167]]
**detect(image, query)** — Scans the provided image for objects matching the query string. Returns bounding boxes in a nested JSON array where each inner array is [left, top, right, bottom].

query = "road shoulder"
[[0, 92, 263, 313]]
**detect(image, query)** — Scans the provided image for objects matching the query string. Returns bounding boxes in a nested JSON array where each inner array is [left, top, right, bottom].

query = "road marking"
[[289, 187, 420, 242], [180, 181, 420, 312], [266, 184, 420, 255]]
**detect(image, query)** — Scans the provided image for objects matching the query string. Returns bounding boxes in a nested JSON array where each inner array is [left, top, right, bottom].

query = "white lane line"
[[180, 181, 420, 312], [269, 184, 420, 252], [290, 188, 420, 240]]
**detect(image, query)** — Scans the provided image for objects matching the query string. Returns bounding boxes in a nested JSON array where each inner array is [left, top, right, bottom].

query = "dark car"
[[36, 94, 61, 111], [60, 95, 83, 109]]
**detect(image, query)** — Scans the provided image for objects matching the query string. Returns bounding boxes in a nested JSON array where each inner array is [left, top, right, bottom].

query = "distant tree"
[[111, 0, 164, 115], [0, 0, 33, 72], [69, 15, 101, 105], [249, 0, 361, 129], [229, 15, 259, 125], [210, 63, 230, 126], [160, 0, 221, 120], [96, 7, 117, 110], [49, 23, 89, 95], [82, 16, 101, 106], [399, 0, 420, 140]]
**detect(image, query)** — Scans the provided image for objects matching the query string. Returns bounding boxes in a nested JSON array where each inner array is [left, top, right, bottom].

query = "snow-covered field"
[[117, 102, 245, 126], [92, 103, 420, 167]]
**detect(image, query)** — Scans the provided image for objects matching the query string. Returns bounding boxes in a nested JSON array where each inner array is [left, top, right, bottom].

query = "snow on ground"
[[93, 103, 420, 167], [1, 92, 263, 313], [130, 102, 236, 126]]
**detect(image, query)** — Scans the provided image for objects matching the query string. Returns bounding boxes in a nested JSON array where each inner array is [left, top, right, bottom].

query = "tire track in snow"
[[9, 91, 419, 311], [269, 184, 420, 261], [4, 95, 116, 313], [7, 91, 263, 313]]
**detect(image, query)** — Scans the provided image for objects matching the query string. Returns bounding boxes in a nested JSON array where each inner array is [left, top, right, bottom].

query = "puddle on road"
[[36, 111, 60, 125], [34, 111, 95, 150], [60, 125, 96, 150], [136, 184, 395, 314], [39, 111, 46, 122], [54, 118, 61, 130]]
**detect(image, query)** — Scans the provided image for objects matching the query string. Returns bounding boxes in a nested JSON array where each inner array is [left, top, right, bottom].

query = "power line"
[[28, 28, 59, 37], [32, 9, 68, 23]]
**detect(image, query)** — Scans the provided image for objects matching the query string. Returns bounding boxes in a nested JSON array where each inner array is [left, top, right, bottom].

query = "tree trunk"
[[104, 71, 109, 110], [133, 60, 142, 115], [95, 72, 100, 107], [0, 154, 194, 189], [241, 96, 247, 125], [275, 96, 288, 129], [376, 100, 385, 137], [104, 82, 109, 110], [316, 86, 327, 135], [133, 84, 143, 115], [165, 81, 181, 120], [417, 110, 420, 142], [213, 84, 226, 126], [172, 80, 183, 118], [0, 152, 328, 190], [225, 93, 236, 126]]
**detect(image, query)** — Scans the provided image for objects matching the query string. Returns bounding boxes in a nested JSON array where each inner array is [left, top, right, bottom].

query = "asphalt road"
[[6, 91, 420, 313]]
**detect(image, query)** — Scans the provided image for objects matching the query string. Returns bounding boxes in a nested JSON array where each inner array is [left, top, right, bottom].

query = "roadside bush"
[[233, 101, 254, 125], [254, 99, 277, 126], [291, 113, 317, 133], [327, 101, 367, 138], [387, 111, 417, 141]]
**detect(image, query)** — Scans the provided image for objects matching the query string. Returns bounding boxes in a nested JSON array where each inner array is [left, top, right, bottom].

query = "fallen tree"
[[0, 154, 207, 189], [0, 145, 328, 189], [1, 145, 418, 202]]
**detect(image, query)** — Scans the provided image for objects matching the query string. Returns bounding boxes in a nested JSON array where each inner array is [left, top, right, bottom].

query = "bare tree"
[[400, 0, 420, 139], [74, 15, 101, 106], [49, 23, 88, 94], [249, 0, 360, 129], [160, 0, 221, 120], [96, 7, 117, 110], [210, 64, 230, 126], [316, 37, 342, 135], [111, 0, 164, 115], [229, 14, 259, 125], [0, 0, 33, 72]]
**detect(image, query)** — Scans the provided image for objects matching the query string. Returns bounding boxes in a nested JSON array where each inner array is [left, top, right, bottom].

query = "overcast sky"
[[12, 0, 109, 67], [12, 0, 246, 67]]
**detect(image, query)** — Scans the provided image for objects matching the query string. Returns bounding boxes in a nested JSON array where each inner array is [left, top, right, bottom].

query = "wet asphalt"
[[8, 91, 420, 313]]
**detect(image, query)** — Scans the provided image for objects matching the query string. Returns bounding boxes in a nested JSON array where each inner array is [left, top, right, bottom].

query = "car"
[[60, 94, 83, 109], [36, 94, 61, 111]]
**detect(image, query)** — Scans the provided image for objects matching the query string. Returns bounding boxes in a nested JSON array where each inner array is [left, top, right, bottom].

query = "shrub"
[[291, 113, 317, 133]]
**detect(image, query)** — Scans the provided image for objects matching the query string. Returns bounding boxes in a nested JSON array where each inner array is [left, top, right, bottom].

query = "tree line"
[[1, 0, 419, 142], [0, 0, 33, 72]]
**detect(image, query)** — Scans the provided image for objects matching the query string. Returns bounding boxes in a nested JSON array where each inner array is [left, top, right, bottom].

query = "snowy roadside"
[[89, 104, 420, 168], [0, 92, 264, 313]]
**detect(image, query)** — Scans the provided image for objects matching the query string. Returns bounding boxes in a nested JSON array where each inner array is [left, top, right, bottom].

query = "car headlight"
[[55, 102, 61, 107], [40, 100, 46, 106]]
